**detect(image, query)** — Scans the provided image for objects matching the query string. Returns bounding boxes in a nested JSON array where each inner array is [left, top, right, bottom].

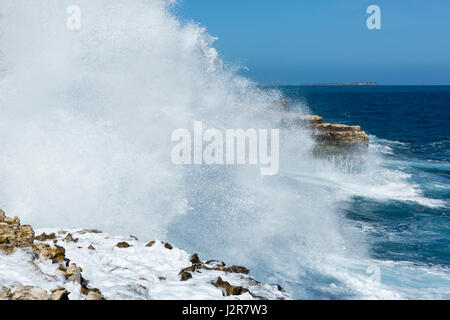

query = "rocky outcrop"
[[0, 210, 105, 300], [299, 115, 369, 155], [178, 253, 281, 298], [280, 112, 369, 155], [11, 286, 50, 300], [0, 209, 34, 252]]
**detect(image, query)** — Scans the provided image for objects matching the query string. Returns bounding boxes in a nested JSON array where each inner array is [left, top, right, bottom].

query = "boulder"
[[11, 286, 50, 300], [86, 291, 105, 300], [50, 287, 70, 300], [116, 241, 131, 248]]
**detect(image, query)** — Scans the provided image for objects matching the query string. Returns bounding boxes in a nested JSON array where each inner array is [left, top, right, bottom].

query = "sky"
[[175, 0, 450, 85]]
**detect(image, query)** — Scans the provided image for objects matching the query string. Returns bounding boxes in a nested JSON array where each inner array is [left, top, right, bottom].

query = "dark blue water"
[[276, 86, 450, 296]]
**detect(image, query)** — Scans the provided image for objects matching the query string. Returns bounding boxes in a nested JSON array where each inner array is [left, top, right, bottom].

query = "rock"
[[50, 287, 70, 300], [64, 233, 79, 243], [180, 271, 192, 281], [229, 265, 250, 274], [145, 241, 156, 247], [163, 242, 173, 250], [213, 277, 249, 296], [88, 244, 95, 250], [181, 254, 249, 275], [145, 240, 172, 249], [0, 286, 12, 300], [63, 263, 88, 287], [279, 112, 369, 155], [85, 288, 105, 300], [190, 253, 202, 265], [35, 232, 56, 242], [11, 286, 50, 300], [0, 217, 35, 249], [116, 242, 131, 248], [34, 243, 65, 262]]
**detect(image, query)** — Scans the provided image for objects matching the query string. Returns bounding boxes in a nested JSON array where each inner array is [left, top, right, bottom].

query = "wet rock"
[[145, 241, 156, 247], [51, 287, 70, 300], [279, 113, 369, 154], [35, 232, 57, 242], [180, 271, 192, 281], [163, 242, 173, 250], [0, 210, 35, 250], [0, 286, 12, 300], [88, 244, 96, 250], [181, 254, 250, 276], [64, 233, 79, 243], [66, 263, 83, 283], [11, 286, 50, 300], [229, 265, 250, 274], [213, 277, 249, 296], [34, 243, 65, 262], [190, 253, 202, 265], [85, 292, 103, 300], [116, 242, 131, 248], [86, 290, 105, 300]]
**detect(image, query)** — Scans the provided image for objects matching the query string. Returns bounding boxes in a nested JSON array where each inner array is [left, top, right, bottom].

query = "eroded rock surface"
[[1, 210, 288, 300]]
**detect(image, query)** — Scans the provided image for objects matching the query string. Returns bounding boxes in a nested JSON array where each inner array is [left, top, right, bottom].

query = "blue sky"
[[175, 0, 450, 85]]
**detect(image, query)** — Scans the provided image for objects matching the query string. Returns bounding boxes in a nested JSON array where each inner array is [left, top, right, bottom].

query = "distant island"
[[260, 82, 378, 87], [311, 82, 378, 86]]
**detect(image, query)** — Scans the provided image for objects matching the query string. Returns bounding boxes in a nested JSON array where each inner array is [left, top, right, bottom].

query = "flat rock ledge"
[[270, 101, 369, 155], [0, 209, 288, 300]]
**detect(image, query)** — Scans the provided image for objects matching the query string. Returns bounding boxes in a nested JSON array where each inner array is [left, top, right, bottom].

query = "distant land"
[[260, 82, 379, 87]]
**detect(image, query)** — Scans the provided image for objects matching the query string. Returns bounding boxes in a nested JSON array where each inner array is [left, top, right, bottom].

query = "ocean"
[[271, 85, 450, 298]]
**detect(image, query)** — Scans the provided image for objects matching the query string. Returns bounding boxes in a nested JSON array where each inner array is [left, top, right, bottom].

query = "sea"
[[269, 85, 450, 298]]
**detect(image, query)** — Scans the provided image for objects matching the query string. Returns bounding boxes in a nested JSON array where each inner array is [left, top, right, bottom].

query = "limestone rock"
[[0, 286, 12, 300], [64, 233, 79, 243], [180, 271, 192, 281], [213, 277, 249, 296], [11, 286, 50, 300], [86, 290, 105, 300], [0, 210, 35, 253], [163, 242, 173, 250], [34, 243, 65, 262], [145, 241, 156, 247], [279, 111, 369, 154], [51, 287, 70, 300], [116, 241, 131, 248], [35, 232, 57, 242], [180, 253, 250, 275]]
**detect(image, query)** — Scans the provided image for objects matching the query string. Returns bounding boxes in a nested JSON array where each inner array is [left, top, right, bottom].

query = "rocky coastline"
[[0, 209, 288, 300]]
